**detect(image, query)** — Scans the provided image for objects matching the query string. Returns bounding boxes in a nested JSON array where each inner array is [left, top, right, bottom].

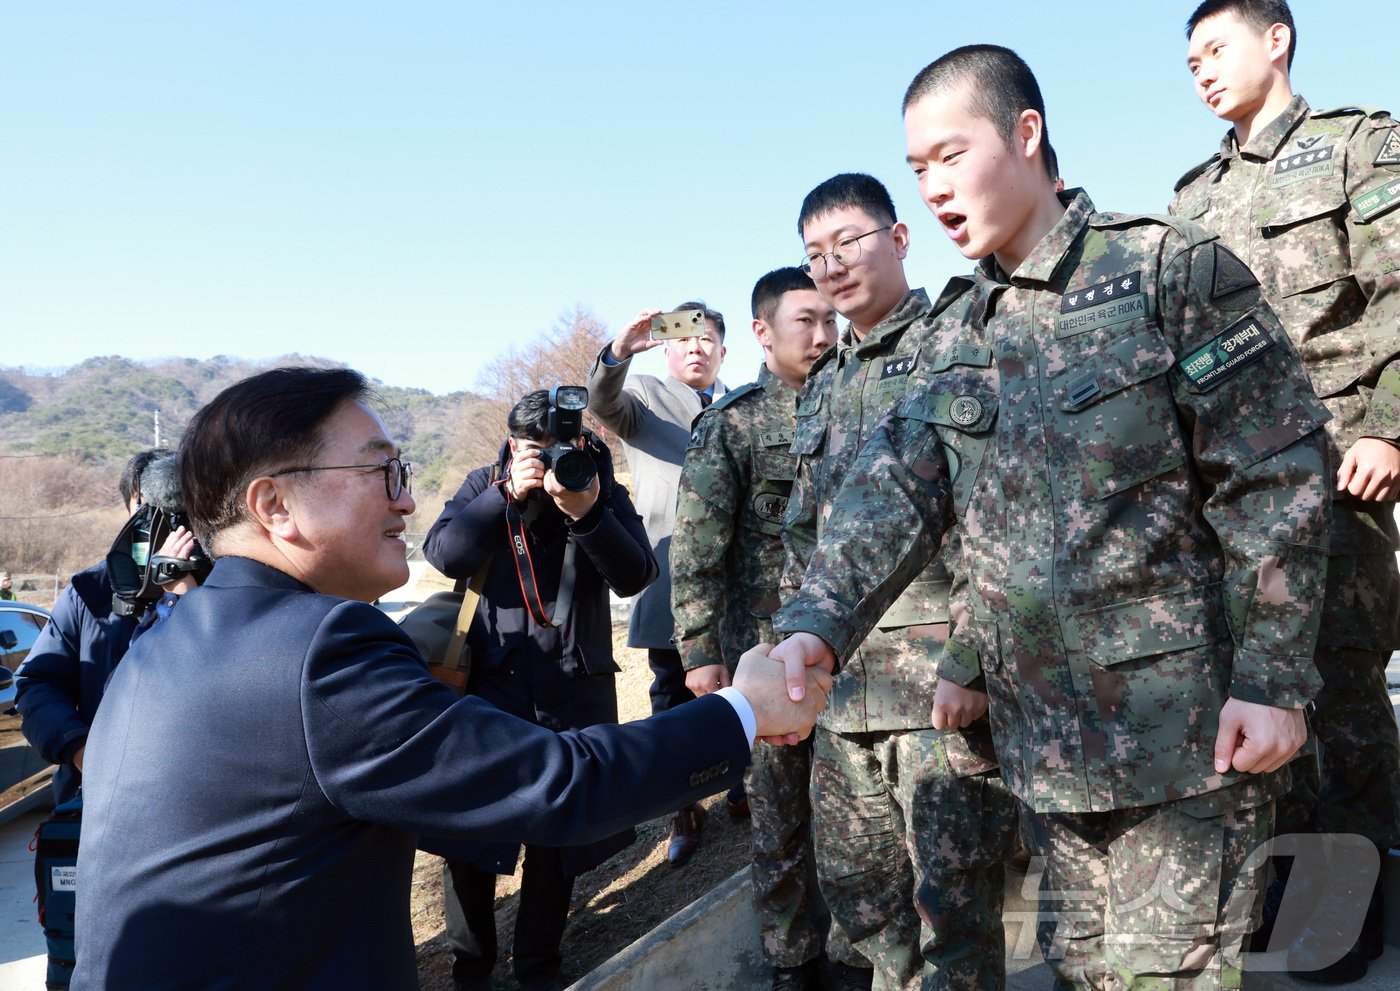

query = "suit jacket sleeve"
[[304, 602, 748, 844], [586, 345, 648, 440]]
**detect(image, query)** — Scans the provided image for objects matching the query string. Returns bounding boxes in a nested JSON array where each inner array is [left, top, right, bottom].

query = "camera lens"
[[548, 445, 597, 492]]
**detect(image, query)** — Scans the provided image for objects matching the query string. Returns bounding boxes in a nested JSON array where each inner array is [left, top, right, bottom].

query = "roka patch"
[[1056, 271, 1146, 337], [1354, 176, 1400, 222], [1375, 129, 1400, 167], [881, 354, 916, 380], [1179, 315, 1275, 390], [1211, 243, 1259, 299], [1271, 145, 1335, 187]]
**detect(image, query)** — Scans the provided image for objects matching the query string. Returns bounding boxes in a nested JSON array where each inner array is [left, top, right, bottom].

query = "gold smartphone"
[[649, 308, 706, 341]]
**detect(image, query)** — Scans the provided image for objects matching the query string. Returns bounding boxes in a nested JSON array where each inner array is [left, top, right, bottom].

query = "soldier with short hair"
[[1171, 3, 1400, 979], [672, 266, 842, 991], [780, 173, 1019, 991], [772, 45, 1332, 990]]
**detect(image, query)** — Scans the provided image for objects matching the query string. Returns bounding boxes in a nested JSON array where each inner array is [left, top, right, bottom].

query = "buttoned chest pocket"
[[900, 354, 998, 516], [747, 442, 797, 537], [1257, 183, 1351, 297], [1051, 326, 1187, 500]]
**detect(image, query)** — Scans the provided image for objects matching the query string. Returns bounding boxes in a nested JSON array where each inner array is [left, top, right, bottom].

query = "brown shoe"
[[666, 805, 703, 867]]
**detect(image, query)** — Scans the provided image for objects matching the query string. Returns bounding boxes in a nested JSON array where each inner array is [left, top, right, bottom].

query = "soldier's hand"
[[1213, 698, 1306, 775], [685, 663, 730, 698], [930, 679, 989, 729], [610, 310, 666, 361], [1336, 437, 1400, 501], [769, 632, 836, 704], [733, 644, 831, 745]]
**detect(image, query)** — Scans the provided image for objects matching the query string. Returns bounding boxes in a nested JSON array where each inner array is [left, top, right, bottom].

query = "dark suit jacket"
[[73, 556, 747, 990]]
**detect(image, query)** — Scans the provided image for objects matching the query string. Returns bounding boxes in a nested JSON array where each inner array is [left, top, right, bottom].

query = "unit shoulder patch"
[[1211, 244, 1260, 299], [1179, 315, 1276, 390], [686, 417, 713, 451], [1375, 129, 1400, 168]]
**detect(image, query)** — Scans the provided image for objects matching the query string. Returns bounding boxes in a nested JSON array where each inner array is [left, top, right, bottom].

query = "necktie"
[[699, 392, 712, 409]]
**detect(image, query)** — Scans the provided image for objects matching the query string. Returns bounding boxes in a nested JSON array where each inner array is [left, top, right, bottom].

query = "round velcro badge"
[[949, 395, 983, 426], [752, 492, 789, 524]]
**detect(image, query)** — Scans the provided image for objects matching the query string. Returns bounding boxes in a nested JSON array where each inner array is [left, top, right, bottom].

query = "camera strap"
[[505, 501, 576, 629]]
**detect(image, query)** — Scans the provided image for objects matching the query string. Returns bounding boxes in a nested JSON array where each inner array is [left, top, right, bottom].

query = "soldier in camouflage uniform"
[[672, 267, 844, 991], [782, 173, 1019, 991], [1172, 3, 1400, 980], [772, 47, 1332, 990]]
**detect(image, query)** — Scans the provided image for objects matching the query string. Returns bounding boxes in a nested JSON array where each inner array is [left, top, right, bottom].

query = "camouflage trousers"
[[746, 733, 862, 969], [1275, 550, 1400, 849], [1031, 777, 1277, 991], [810, 725, 1019, 991]]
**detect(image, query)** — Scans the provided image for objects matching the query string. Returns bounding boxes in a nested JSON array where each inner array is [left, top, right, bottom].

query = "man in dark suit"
[[71, 366, 828, 991], [586, 301, 729, 864]]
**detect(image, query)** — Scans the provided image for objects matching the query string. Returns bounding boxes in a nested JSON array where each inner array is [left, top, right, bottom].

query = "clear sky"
[[2, 1, 1393, 396]]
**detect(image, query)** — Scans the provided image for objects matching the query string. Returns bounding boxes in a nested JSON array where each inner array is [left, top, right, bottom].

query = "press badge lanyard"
[[504, 500, 577, 629]]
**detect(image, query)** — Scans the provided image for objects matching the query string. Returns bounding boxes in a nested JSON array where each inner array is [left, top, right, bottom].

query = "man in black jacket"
[[424, 389, 657, 991]]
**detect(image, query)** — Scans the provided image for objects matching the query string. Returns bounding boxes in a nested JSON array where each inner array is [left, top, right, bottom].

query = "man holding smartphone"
[[586, 302, 727, 865]]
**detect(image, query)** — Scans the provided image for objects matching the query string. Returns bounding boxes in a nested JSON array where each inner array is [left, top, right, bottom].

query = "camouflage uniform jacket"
[[773, 190, 1331, 813], [1172, 95, 1400, 646], [672, 363, 797, 673], [781, 288, 965, 739]]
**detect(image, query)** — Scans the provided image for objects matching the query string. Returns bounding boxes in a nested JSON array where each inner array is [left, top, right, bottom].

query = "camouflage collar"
[[1221, 94, 1310, 163], [974, 188, 1092, 288], [841, 288, 931, 357]]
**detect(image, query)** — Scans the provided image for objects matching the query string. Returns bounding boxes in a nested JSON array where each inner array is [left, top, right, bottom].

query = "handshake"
[[730, 638, 836, 744]]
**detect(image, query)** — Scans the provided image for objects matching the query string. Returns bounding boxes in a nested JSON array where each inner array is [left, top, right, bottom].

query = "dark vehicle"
[[0, 601, 50, 674], [0, 602, 53, 819]]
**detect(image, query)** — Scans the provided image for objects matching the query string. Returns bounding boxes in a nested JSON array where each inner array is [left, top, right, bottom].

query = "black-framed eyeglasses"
[[800, 226, 891, 280], [271, 457, 413, 501]]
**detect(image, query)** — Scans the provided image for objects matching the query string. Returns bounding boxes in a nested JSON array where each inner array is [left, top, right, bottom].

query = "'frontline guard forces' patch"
[[1355, 176, 1400, 222], [1211, 243, 1259, 299], [1180, 315, 1275, 390]]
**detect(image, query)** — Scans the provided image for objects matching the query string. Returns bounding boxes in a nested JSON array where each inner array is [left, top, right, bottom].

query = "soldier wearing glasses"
[[781, 174, 1018, 991]]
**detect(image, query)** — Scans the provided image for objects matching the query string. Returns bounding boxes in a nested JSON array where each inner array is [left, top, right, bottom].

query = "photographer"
[[16, 448, 182, 805], [423, 387, 657, 991]]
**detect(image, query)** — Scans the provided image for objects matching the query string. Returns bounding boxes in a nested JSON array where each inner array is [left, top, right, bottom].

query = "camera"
[[538, 385, 596, 492]]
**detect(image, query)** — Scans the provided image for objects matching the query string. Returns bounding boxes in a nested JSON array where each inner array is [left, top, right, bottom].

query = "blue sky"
[[2, 2, 1393, 396]]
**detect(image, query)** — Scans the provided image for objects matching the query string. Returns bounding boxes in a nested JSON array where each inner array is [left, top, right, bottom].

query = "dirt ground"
[[410, 626, 751, 990]]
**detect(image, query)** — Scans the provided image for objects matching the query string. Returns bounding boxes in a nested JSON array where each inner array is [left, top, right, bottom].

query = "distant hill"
[[0, 354, 503, 500]]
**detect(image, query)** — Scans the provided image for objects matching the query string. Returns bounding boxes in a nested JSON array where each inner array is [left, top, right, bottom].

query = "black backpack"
[[31, 793, 82, 989]]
